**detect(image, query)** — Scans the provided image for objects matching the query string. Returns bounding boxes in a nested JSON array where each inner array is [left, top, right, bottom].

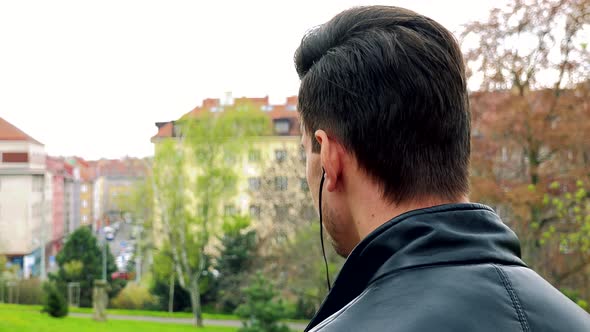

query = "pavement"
[[110, 222, 133, 258], [70, 312, 308, 330]]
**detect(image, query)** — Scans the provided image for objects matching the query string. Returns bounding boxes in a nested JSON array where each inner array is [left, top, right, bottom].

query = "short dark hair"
[[295, 6, 470, 203]]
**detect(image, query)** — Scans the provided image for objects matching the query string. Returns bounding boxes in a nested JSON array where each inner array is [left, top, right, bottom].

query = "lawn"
[[0, 304, 237, 332], [0, 303, 239, 320], [0, 304, 307, 324], [70, 306, 241, 320]]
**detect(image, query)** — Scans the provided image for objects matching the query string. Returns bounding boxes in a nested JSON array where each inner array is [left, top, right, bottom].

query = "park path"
[[70, 312, 308, 330]]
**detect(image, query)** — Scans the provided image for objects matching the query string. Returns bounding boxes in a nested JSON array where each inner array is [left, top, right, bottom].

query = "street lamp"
[[102, 226, 115, 281]]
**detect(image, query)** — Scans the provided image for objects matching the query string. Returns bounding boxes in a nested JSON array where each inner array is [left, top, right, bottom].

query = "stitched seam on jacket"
[[307, 288, 372, 332], [493, 264, 531, 332]]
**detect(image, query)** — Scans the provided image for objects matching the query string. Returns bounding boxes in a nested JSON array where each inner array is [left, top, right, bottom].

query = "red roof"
[[89, 158, 148, 178], [0, 117, 43, 145], [152, 95, 301, 140]]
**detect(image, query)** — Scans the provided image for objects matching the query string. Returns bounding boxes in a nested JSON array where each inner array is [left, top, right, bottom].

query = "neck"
[[349, 186, 469, 240]]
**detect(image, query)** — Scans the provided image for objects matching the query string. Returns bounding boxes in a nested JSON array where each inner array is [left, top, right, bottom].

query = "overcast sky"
[[0, 0, 497, 160]]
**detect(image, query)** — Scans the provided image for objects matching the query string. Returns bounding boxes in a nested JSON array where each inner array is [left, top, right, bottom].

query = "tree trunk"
[[168, 273, 175, 313], [189, 277, 203, 327]]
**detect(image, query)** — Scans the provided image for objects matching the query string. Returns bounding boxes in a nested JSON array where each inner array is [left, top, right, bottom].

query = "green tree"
[[153, 106, 270, 326], [50, 227, 121, 307], [213, 215, 258, 313], [275, 222, 343, 319], [250, 147, 316, 253], [42, 282, 68, 318], [535, 178, 590, 297], [115, 164, 154, 282], [235, 273, 291, 332]]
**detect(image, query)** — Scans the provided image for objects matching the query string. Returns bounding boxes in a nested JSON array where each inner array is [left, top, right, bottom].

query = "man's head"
[[295, 6, 471, 256]]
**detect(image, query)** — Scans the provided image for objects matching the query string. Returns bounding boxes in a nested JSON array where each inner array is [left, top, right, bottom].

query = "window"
[[261, 105, 274, 112], [173, 124, 183, 137], [224, 152, 238, 165], [32, 176, 44, 192], [33, 202, 42, 217], [82, 200, 88, 208], [299, 146, 306, 162], [274, 204, 289, 217], [2, 152, 29, 163], [224, 204, 237, 216], [196, 204, 210, 217], [82, 215, 88, 223], [248, 177, 261, 191], [249, 205, 261, 218], [275, 177, 288, 191], [275, 150, 287, 163], [196, 149, 208, 163], [81, 184, 88, 193], [287, 105, 297, 111], [501, 147, 508, 162], [274, 120, 290, 135], [300, 178, 309, 191], [248, 149, 261, 163]]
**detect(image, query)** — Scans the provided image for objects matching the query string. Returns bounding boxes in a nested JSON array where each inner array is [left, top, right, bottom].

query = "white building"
[[0, 117, 51, 278]]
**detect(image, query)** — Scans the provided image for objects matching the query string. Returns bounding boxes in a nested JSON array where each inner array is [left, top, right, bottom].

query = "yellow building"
[[89, 158, 148, 230], [151, 95, 312, 247]]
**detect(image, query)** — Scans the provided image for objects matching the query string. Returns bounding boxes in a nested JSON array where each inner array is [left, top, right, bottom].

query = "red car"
[[111, 271, 130, 280]]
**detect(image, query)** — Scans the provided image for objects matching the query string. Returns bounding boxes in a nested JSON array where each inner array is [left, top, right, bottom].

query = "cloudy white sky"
[[0, 0, 498, 159]]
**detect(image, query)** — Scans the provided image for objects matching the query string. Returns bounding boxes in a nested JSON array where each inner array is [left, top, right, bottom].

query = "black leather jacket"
[[305, 204, 590, 331]]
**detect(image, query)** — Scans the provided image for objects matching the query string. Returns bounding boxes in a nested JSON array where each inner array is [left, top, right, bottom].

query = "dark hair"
[[295, 6, 470, 203]]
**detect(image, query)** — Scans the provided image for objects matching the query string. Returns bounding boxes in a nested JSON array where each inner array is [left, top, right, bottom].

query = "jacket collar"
[[305, 203, 526, 331]]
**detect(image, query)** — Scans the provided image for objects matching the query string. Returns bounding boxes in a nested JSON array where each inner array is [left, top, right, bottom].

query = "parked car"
[[111, 271, 131, 280]]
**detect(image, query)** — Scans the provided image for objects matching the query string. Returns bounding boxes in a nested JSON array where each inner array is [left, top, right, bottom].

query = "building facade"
[[0, 117, 51, 278], [91, 158, 147, 231], [151, 95, 310, 247]]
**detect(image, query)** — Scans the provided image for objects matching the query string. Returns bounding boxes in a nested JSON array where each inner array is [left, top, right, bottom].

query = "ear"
[[315, 130, 343, 192]]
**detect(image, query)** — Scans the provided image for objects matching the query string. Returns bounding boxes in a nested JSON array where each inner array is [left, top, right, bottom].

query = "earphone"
[[319, 168, 332, 291]]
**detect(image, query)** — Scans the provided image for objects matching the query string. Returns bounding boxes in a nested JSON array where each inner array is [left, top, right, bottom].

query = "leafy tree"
[[213, 215, 258, 313], [534, 179, 590, 296], [42, 282, 68, 318], [63, 260, 83, 280], [274, 222, 343, 319], [464, 0, 590, 297], [235, 273, 291, 332], [115, 165, 154, 281], [152, 106, 270, 326], [249, 147, 316, 253], [50, 227, 121, 307]]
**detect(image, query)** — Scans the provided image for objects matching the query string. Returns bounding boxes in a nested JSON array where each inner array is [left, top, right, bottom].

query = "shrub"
[[235, 273, 291, 332], [561, 288, 589, 312], [111, 282, 158, 310], [150, 275, 192, 312], [42, 282, 68, 318], [18, 278, 43, 305]]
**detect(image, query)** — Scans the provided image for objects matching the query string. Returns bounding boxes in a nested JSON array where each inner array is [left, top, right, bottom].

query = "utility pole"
[[40, 174, 47, 281], [102, 226, 114, 281]]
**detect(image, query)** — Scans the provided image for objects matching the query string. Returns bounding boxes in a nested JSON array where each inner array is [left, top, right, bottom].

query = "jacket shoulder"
[[312, 263, 590, 332]]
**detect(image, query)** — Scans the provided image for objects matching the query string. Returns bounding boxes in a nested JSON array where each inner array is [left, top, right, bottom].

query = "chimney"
[[223, 91, 233, 106]]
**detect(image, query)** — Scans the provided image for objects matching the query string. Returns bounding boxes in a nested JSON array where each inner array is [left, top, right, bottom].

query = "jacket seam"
[[492, 264, 531, 332], [369, 261, 527, 286], [307, 288, 371, 331]]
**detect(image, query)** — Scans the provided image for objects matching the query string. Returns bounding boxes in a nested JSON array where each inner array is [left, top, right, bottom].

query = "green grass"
[[70, 306, 241, 320], [0, 303, 240, 320], [0, 304, 237, 332]]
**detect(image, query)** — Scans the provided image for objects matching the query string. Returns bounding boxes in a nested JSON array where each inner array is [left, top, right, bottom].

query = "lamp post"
[[102, 226, 115, 281]]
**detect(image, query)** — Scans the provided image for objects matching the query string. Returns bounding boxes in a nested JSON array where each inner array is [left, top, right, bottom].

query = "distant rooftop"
[[0, 117, 43, 145], [152, 95, 301, 141]]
